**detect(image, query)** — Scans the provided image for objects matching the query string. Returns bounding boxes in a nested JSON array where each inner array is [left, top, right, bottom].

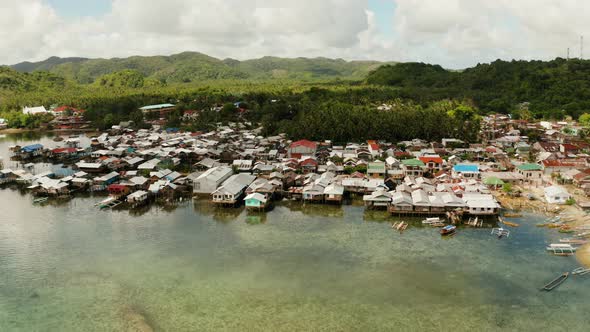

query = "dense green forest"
[[367, 58, 590, 119], [10, 52, 390, 84], [4, 55, 590, 143]]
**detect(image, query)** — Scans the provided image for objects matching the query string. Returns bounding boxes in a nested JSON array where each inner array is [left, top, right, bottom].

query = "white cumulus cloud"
[[1, 0, 589, 68]]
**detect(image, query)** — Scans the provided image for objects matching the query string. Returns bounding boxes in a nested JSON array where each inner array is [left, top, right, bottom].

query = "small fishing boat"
[[502, 220, 520, 227], [560, 238, 589, 245], [397, 222, 408, 232], [33, 197, 48, 204], [548, 223, 564, 229], [422, 217, 441, 225], [541, 272, 569, 291], [558, 228, 575, 234], [546, 244, 577, 255], [491, 227, 510, 238], [440, 225, 456, 236], [572, 267, 590, 276], [504, 213, 522, 218], [430, 222, 446, 227], [574, 231, 590, 238]]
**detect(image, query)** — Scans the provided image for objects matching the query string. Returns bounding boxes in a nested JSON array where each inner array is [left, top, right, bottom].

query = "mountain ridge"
[[10, 52, 394, 84]]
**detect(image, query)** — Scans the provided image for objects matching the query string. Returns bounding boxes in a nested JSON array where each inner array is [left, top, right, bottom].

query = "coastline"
[[576, 244, 590, 268], [494, 186, 590, 268], [0, 128, 97, 135]]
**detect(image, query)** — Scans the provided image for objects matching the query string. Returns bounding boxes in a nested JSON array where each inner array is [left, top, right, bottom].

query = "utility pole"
[[581, 35, 584, 59], [567, 47, 570, 60]]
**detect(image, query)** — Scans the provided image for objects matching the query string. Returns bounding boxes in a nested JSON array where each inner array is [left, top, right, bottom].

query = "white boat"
[[95, 196, 115, 207], [546, 244, 577, 255], [422, 217, 441, 225], [491, 227, 510, 238], [574, 231, 590, 238], [560, 238, 588, 245], [572, 267, 590, 276]]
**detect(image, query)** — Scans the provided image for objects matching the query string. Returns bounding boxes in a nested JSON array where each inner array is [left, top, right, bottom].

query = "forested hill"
[[366, 58, 590, 119], [10, 52, 390, 84]]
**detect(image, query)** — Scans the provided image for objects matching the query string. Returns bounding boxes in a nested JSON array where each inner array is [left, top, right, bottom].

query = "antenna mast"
[[567, 47, 570, 60], [581, 35, 584, 59]]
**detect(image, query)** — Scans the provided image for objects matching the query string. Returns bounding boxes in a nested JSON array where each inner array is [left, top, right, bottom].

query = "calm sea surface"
[[1, 133, 589, 331]]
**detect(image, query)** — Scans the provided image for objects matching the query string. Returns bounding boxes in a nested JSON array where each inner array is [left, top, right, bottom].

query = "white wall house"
[[212, 173, 256, 203], [544, 186, 572, 204], [193, 166, 233, 194], [23, 106, 48, 115]]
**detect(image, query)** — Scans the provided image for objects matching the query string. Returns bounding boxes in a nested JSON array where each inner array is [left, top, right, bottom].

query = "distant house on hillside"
[[419, 156, 444, 173], [23, 106, 48, 115], [139, 103, 176, 117], [544, 186, 571, 204]]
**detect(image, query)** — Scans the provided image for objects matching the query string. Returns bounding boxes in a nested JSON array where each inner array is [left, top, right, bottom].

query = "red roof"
[[290, 139, 317, 150], [51, 147, 77, 154], [419, 156, 443, 164], [573, 169, 590, 181], [367, 140, 379, 151], [542, 160, 576, 167], [394, 151, 412, 159], [107, 184, 128, 192], [561, 143, 579, 151], [53, 106, 86, 113], [299, 158, 318, 166]]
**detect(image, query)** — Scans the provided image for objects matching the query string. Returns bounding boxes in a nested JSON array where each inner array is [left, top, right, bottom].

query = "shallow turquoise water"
[[1, 134, 590, 331]]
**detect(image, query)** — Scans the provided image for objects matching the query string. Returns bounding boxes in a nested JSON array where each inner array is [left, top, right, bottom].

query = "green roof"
[[484, 177, 505, 186], [368, 162, 386, 170], [517, 163, 542, 171], [401, 159, 425, 167]]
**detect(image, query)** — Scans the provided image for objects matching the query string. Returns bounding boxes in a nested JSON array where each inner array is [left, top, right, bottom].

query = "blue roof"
[[453, 164, 479, 173], [442, 225, 456, 231], [21, 144, 43, 152]]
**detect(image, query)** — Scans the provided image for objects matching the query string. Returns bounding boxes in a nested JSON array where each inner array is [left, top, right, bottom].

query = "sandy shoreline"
[[576, 244, 590, 268], [494, 187, 590, 268]]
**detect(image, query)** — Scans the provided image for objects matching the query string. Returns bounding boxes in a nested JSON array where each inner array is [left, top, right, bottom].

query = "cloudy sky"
[[0, 0, 586, 68]]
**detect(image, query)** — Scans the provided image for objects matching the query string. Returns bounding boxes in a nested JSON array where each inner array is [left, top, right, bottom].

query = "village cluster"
[[1, 104, 590, 220]]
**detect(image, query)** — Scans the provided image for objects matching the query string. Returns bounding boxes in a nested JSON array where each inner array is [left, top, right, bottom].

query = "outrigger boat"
[[546, 244, 577, 255], [422, 217, 441, 225], [466, 217, 483, 227], [398, 222, 408, 232], [491, 227, 510, 238], [392, 221, 408, 232], [33, 197, 48, 204], [572, 267, 590, 276], [440, 225, 456, 236], [560, 238, 589, 245], [541, 272, 569, 291]]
